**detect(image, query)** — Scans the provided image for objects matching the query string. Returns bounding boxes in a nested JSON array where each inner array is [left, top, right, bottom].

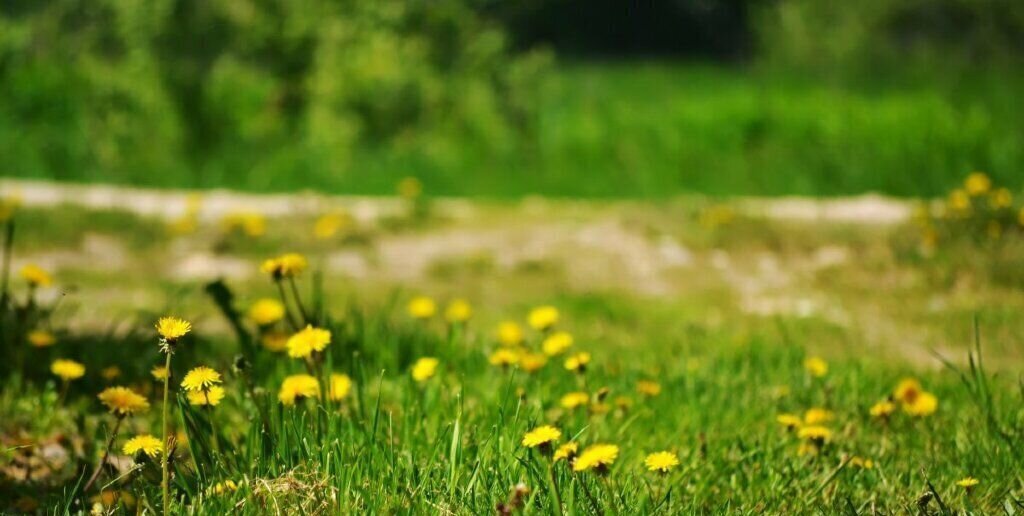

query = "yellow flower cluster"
[[803, 356, 828, 378], [260, 253, 307, 279], [221, 211, 266, 237], [644, 451, 679, 473], [156, 317, 192, 342], [182, 366, 225, 407], [521, 425, 561, 449], [444, 299, 472, 324], [313, 212, 350, 240], [891, 378, 938, 417], [922, 171, 1022, 249], [51, 359, 85, 381], [407, 296, 475, 325], [248, 298, 285, 326], [411, 357, 439, 382], [98, 386, 150, 415], [21, 264, 52, 287], [572, 444, 619, 473], [407, 296, 436, 320], [123, 435, 163, 458], [286, 325, 331, 358], [28, 330, 56, 348], [278, 374, 320, 405]]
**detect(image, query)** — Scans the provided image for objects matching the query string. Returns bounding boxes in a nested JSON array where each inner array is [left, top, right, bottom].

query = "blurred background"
[[1, 0, 1022, 198]]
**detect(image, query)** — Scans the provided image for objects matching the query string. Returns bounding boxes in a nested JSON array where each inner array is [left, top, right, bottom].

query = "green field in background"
[[5, 63, 1023, 198]]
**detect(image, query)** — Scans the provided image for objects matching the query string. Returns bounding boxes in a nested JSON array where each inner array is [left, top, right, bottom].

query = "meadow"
[[1, 173, 1023, 514]]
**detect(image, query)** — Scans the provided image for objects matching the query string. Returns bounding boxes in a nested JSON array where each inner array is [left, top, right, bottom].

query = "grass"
[[5, 62, 1024, 198], [2, 188, 1024, 513]]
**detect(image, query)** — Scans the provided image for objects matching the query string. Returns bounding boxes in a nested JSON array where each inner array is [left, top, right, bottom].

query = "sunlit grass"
[[2, 186, 1024, 513]]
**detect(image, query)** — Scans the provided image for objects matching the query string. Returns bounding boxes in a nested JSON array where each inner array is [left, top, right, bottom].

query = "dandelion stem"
[[287, 276, 310, 325], [0, 219, 13, 307], [83, 415, 123, 492], [160, 350, 172, 516], [275, 279, 300, 331], [56, 380, 69, 406]]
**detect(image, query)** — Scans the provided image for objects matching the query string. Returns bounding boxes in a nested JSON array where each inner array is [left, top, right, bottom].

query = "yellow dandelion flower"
[[849, 456, 874, 469], [803, 356, 828, 378], [496, 321, 524, 347], [123, 435, 163, 458], [223, 212, 266, 237], [894, 378, 922, 404], [187, 385, 225, 407], [990, 188, 1013, 209], [242, 211, 266, 235], [181, 366, 222, 391], [964, 172, 991, 196], [28, 330, 56, 348], [797, 442, 818, 456], [636, 380, 661, 397], [101, 366, 121, 381], [51, 359, 85, 381], [948, 189, 971, 213], [519, 353, 548, 373], [803, 408, 833, 425], [20, 264, 52, 287], [573, 444, 619, 473], [151, 366, 169, 381], [397, 176, 423, 199], [522, 425, 561, 448], [560, 391, 589, 410], [278, 374, 320, 405], [248, 298, 285, 326], [869, 400, 895, 418], [956, 477, 979, 489], [329, 374, 352, 401], [260, 253, 307, 279], [155, 316, 191, 342], [489, 348, 521, 367], [286, 325, 332, 358], [208, 479, 239, 496], [261, 330, 289, 352], [644, 451, 679, 473], [444, 299, 472, 323], [554, 442, 578, 462], [776, 413, 802, 430], [408, 296, 436, 320], [614, 396, 633, 411], [797, 425, 832, 444], [903, 391, 938, 417], [0, 196, 20, 222], [564, 352, 591, 373], [167, 213, 198, 235], [314, 212, 349, 240], [527, 305, 559, 331], [542, 331, 574, 356], [411, 357, 439, 382], [98, 386, 150, 415]]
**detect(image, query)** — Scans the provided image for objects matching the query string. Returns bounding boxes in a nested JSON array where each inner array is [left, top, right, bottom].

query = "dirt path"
[[1, 178, 913, 224], [7, 178, 1014, 369]]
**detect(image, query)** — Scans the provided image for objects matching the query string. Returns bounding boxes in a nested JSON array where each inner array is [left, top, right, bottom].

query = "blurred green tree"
[[0, 0, 551, 187]]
